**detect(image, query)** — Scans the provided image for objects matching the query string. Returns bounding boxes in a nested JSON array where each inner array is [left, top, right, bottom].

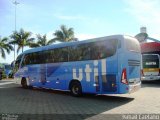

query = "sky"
[[0, 0, 160, 64]]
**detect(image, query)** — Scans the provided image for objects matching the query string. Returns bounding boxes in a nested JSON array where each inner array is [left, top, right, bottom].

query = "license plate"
[[150, 77, 153, 79]]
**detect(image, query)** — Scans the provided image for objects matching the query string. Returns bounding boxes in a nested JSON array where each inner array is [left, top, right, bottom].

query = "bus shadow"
[[141, 80, 160, 88], [0, 86, 135, 119], [28, 87, 133, 111], [31, 86, 134, 101]]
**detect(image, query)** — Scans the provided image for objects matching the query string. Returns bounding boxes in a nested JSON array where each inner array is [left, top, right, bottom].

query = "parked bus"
[[141, 42, 160, 81], [14, 35, 141, 96]]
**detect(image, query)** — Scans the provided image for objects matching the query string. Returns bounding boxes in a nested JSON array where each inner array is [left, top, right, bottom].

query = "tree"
[[0, 37, 13, 59], [31, 34, 55, 47], [53, 25, 76, 42], [10, 28, 35, 53]]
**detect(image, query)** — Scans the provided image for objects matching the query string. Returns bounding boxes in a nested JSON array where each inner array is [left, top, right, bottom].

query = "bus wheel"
[[70, 82, 82, 97], [21, 78, 28, 88]]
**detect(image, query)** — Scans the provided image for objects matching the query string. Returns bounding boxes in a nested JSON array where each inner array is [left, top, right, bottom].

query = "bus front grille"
[[128, 60, 140, 66]]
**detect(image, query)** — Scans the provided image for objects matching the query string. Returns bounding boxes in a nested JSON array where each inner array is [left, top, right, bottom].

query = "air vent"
[[128, 60, 140, 66]]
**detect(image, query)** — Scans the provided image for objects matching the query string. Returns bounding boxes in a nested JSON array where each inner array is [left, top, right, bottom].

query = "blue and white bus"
[[14, 35, 141, 96]]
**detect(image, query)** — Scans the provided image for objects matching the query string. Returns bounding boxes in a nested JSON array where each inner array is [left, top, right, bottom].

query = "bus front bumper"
[[141, 76, 160, 81], [129, 82, 141, 93]]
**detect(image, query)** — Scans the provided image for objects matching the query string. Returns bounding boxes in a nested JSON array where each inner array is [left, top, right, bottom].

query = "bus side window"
[[68, 45, 82, 61], [90, 43, 100, 60], [80, 45, 91, 60], [21, 57, 25, 67], [48, 50, 55, 63], [21, 55, 29, 67], [90, 41, 106, 59], [91, 39, 118, 59], [14, 59, 22, 72]]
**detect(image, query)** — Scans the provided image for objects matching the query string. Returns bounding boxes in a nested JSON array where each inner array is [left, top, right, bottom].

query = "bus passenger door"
[[46, 63, 67, 90]]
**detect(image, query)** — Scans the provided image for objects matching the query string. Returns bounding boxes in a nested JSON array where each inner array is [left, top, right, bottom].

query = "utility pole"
[[13, 0, 19, 61]]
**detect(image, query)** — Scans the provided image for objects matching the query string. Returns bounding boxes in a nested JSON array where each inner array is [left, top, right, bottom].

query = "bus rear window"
[[142, 55, 159, 68], [125, 38, 140, 52]]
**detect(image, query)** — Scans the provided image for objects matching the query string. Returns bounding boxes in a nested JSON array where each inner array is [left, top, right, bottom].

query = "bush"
[[2, 70, 7, 79]]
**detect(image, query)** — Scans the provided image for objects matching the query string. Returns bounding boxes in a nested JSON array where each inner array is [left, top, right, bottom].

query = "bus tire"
[[21, 78, 28, 88], [70, 81, 82, 97]]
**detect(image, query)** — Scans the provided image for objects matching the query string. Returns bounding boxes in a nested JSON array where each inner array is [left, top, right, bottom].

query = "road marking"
[[0, 82, 14, 86]]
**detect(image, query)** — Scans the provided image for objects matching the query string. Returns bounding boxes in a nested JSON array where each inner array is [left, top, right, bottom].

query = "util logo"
[[72, 59, 106, 82]]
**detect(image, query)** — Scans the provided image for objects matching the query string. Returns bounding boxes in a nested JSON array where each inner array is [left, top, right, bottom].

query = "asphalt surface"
[[0, 79, 160, 120]]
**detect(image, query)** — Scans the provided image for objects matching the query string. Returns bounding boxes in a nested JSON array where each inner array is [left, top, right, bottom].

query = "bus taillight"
[[121, 68, 128, 85]]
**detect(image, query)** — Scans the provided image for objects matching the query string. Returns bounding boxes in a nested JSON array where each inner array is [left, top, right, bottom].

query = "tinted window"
[[69, 39, 118, 61], [91, 39, 118, 59], [68, 46, 82, 61], [45, 50, 54, 63], [54, 47, 68, 62], [39, 51, 47, 64], [69, 43, 93, 61], [21, 47, 69, 65], [22, 51, 47, 66], [15, 54, 23, 70], [21, 39, 118, 65], [79, 44, 91, 60], [21, 54, 31, 66]]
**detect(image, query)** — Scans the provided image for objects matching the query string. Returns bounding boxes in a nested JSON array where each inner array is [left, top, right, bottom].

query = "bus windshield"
[[14, 54, 23, 72]]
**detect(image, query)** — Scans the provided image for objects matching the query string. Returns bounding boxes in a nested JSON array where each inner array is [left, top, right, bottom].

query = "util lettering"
[[72, 60, 106, 82]]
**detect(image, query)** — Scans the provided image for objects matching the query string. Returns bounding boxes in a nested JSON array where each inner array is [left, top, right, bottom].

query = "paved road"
[[0, 79, 160, 120]]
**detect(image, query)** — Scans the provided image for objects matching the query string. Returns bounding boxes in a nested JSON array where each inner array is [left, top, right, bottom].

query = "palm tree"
[[10, 28, 35, 53], [31, 34, 55, 47], [53, 25, 76, 42], [0, 37, 13, 59]]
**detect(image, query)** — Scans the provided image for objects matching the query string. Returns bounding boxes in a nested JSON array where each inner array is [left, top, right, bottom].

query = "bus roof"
[[20, 35, 130, 55]]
